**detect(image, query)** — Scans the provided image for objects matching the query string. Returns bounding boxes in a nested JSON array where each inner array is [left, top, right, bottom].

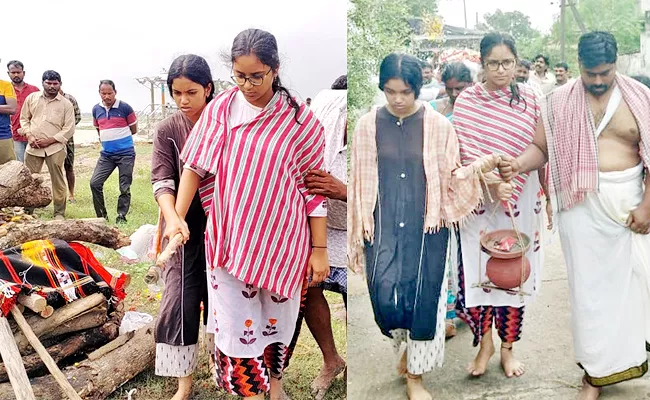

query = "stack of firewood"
[[0, 282, 156, 399], [0, 184, 157, 399]]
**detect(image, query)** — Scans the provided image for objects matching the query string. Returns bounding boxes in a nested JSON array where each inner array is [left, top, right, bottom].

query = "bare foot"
[[577, 378, 601, 400], [406, 374, 432, 400], [445, 323, 457, 339], [171, 376, 192, 400], [170, 388, 191, 400], [397, 347, 408, 377], [270, 377, 290, 400], [311, 356, 346, 400], [500, 343, 525, 378], [467, 339, 495, 376]]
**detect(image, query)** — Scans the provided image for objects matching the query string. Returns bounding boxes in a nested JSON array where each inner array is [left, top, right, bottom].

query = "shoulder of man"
[[0, 80, 16, 98], [91, 103, 103, 116], [24, 91, 41, 104], [61, 95, 75, 108], [64, 93, 78, 103], [117, 101, 135, 113]]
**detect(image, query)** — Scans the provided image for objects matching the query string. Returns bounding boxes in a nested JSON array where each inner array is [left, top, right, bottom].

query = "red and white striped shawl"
[[453, 83, 541, 204], [543, 74, 650, 211], [181, 87, 326, 298]]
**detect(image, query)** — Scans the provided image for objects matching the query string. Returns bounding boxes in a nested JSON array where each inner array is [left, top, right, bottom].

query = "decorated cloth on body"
[[0, 239, 126, 316]]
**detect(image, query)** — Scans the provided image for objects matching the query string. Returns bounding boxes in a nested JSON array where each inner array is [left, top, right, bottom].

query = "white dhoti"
[[558, 163, 650, 386]]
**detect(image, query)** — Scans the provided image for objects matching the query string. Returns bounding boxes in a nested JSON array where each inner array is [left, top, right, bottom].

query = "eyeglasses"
[[485, 59, 516, 72], [231, 69, 272, 86]]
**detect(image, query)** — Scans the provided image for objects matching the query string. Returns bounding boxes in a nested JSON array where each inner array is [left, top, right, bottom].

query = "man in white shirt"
[[529, 54, 556, 92]]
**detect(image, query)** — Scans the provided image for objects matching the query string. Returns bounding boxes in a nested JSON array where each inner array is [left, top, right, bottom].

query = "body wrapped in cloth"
[[0, 239, 127, 316]]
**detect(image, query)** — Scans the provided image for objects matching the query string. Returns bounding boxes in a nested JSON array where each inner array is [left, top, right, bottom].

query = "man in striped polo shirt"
[[90, 80, 137, 224]]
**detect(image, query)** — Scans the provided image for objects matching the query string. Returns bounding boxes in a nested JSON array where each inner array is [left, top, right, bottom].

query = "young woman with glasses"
[[452, 32, 544, 379], [166, 29, 328, 400]]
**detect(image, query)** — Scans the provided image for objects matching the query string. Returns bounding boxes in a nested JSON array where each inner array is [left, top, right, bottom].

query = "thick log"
[[0, 320, 156, 400], [86, 330, 134, 361], [0, 162, 33, 205], [40, 305, 107, 341], [0, 219, 130, 250], [0, 317, 35, 400], [0, 184, 51, 209], [0, 322, 119, 383], [10, 306, 83, 400], [17, 295, 46, 314], [14, 294, 106, 354], [38, 307, 53, 319]]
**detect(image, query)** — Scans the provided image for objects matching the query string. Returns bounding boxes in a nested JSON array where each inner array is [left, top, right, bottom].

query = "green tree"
[[546, 0, 642, 71], [347, 0, 413, 126], [477, 9, 540, 42], [407, 0, 437, 17]]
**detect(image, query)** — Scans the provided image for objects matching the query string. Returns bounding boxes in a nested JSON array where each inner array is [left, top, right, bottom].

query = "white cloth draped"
[[558, 163, 650, 380]]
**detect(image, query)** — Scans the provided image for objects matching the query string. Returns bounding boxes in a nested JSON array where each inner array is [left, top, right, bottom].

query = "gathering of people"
[[1, 61, 137, 222], [350, 29, 650, 400], [2, 3, 650, 397], [1, 27, 348, 400], [149, 29, 347, 400]]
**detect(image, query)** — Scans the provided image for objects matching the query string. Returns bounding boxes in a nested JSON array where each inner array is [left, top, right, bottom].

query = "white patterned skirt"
[[207, 266, 303, 358]]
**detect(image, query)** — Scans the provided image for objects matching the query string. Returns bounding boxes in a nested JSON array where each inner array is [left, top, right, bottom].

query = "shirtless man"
[[498, 31, 650, 400]]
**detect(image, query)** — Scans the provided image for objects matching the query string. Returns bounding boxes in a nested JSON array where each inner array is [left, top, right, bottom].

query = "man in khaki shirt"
[[19, 70, 75, 219]]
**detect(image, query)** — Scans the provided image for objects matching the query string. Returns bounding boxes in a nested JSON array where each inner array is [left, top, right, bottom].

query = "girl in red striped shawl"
[[167, 29, 329, 400], [453, 32, 544, 379]]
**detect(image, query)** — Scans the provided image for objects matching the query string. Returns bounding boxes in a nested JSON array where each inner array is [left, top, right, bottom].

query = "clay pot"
[[486, 256, 531, 290], [480, 229, 531, 259]]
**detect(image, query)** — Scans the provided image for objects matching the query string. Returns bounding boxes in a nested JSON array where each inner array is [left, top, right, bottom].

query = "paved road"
[[347, 233, 650, 399]]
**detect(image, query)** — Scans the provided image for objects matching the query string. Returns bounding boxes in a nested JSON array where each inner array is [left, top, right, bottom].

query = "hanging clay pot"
[[486, 256, 531, 290], [480, 229, 531, 259]]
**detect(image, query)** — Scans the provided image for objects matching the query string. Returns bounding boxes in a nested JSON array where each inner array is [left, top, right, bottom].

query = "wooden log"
[[10, 306, 83, 400], [0, 322, 119, 383], [0, 220, 130, 251], [38, 307, 53, 319], [0, 184, 51, 209], [0, 320, 156, 400], [40, 305, 107, 341], [14, 294, 106, 354], [86, 330, 134, 361], [0, 162, 33, 206], [17, 295, 46, 314], [0, 317, 35, 400], [156, 232, 183, 267]]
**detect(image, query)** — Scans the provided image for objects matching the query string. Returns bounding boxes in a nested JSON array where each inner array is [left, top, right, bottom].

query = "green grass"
[[35, 143, 347, 399]]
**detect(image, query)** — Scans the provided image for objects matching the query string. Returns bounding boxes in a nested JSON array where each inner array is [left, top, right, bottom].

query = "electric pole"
[[463, 0, 468, 28], [135, 76, 166, 114], [560, 0, 566, 62]]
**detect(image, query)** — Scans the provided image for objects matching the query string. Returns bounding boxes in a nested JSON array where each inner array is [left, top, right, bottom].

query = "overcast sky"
[[3, 0, 346, 113], [438, 0, 560, 33]]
